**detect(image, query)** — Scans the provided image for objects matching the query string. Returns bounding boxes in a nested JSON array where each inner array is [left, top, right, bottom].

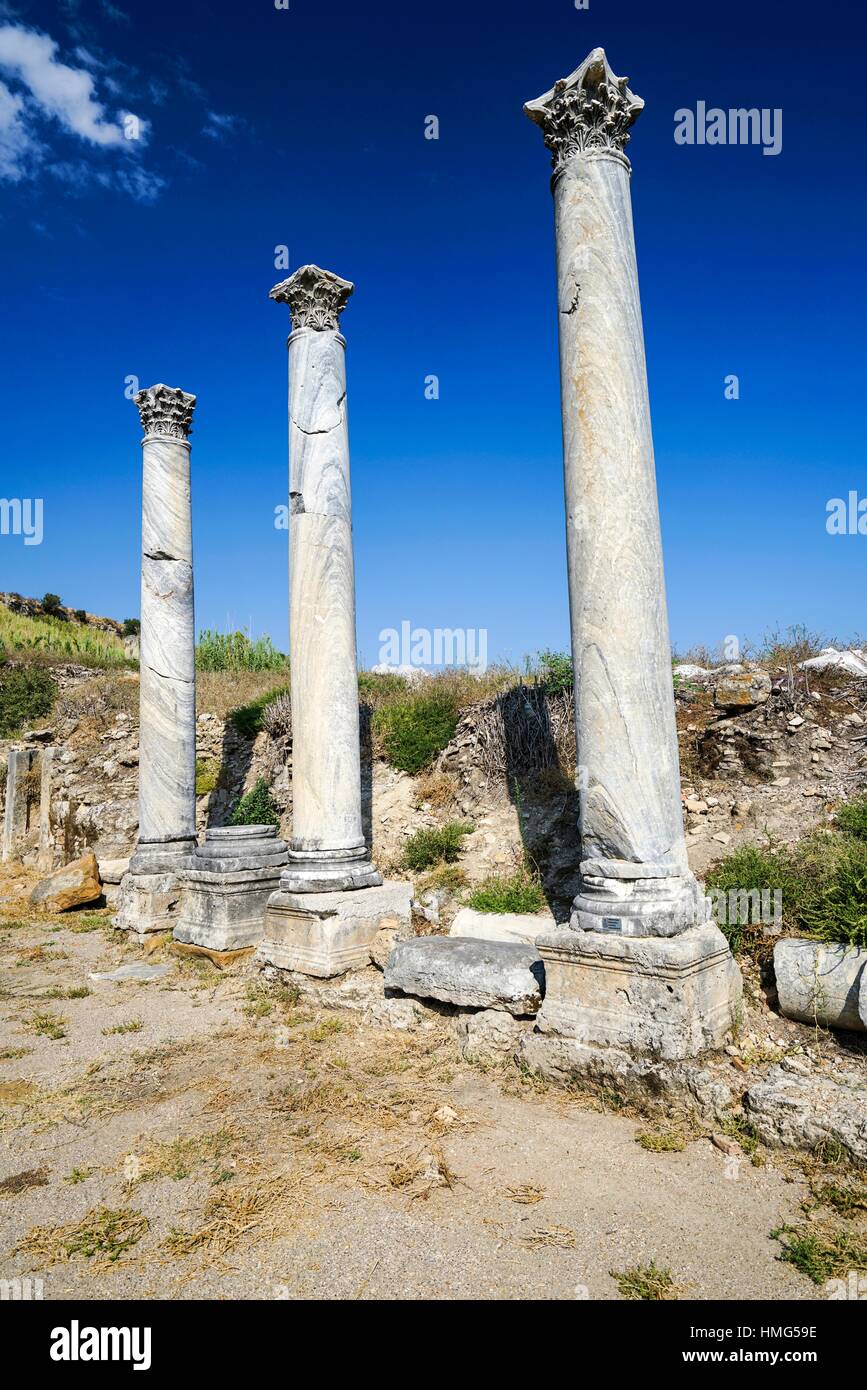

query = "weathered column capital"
[[269, 264, 354, 332], [524, 47, 643, 174], [134, 384, 196, 440]]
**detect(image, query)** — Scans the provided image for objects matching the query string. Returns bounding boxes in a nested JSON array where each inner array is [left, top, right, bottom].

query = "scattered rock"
[[711, 1134, 741, 1157], [799, 647, 867, 678], [713, 669, 772, 711], [453, 1007, 528, 1060], [29, 852, 102, 913], [88, 962, 172, 983]]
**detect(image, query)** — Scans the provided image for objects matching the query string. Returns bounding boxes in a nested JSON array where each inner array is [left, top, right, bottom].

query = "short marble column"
[[258, 267, 411, 978], [521, 51, 741, 1061], [116, 384, 197, 932], [268, 266, 380, 894]]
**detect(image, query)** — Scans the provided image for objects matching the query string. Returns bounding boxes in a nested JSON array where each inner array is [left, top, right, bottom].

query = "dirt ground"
[[0, 888, 828, 1302]]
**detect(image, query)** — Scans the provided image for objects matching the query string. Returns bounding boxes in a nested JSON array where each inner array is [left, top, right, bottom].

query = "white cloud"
[[0, 23, 143, 146], [0, 76, 37, 179], [203, 110, 242, 141]]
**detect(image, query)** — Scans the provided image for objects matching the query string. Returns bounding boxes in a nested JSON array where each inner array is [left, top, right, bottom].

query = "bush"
[[467, 868, 546, 914], [835, 795, 867, 842], [74, 609, 88, 625], [798, 838, 867, 949], [536, 649, 573, 694], [401, 821, 473, 872], [0, 663, 57, 736], [122, 618, 141, 637], [228, 685, 289, 738], [195, 759, 222, 796], [42, 593, 63, 617], [374, 694, 459, 774], [196, 629, 287, 673], [229, 778, 280, 827]]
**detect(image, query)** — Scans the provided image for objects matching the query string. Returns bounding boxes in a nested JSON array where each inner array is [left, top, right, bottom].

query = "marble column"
[[268, 266, 380, 894], [521, 51, 741, 1062], [258, 267, 411, 978], [525, 49, 705, 939], [116, 384, 197, 932]]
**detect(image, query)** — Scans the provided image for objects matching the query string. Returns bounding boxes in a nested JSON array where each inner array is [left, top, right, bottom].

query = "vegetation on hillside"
[[0, 606, 129, 669], [707, 802, 867, 954], [196, 629, 287, 673], [0, 662, 57, 737], [229, 778, 280, 827]]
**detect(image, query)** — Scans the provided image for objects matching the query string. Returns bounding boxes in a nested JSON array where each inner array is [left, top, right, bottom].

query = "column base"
[[280, 844, 382, 894], [256, 880, 411, 978], [129, 837, 197, 875], [534, 921, 742, 1061], [570, 858, 710, 938], [174, 826, 288, 951]]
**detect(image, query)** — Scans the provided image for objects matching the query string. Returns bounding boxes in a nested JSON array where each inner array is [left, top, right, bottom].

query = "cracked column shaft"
[[269, 266, 381, 892], [132, 383, 197, 866], [526, 51, 706, 936]]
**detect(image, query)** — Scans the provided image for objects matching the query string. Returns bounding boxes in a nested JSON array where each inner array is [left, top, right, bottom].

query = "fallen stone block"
[[88, 962, 172, 983], [449, 906, 555, 946], [385, 936, 544, 1016], [713, 669, 772, 710], [774, 938, 866, 1033], [29, 852, 102, 913], [746, 1063, 867, 1164]]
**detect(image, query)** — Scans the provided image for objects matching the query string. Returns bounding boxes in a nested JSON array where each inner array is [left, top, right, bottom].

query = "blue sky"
[[0, 0, 864, 666]]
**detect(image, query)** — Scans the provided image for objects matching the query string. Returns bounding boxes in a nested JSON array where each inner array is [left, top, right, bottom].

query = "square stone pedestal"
[[534, 921, 742, 1061], [114, 871, 184, 936], [174, 826, 288, 951], [256, 881, 412, 978]]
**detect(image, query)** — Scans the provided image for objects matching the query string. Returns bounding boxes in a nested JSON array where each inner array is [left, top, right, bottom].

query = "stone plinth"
[[257, 881, 411, 978], [533, 923, 741, 1061], [2, 747, 38, 862], [175, 826, 289, 951]]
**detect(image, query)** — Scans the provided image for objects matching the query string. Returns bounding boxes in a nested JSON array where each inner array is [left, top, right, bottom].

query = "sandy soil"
[[0, 891, 824, 1302]]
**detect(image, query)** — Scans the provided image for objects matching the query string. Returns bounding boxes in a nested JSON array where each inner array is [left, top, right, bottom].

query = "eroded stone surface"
[[385, 937, 544, 1017], [746, 1063, 867, 1164]]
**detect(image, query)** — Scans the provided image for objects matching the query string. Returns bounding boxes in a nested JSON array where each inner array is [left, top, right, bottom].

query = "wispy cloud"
[[202, 109, 242, 141]]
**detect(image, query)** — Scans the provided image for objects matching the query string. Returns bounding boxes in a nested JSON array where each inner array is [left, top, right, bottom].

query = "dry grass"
[[196, 670, 288, 720], [16, 1206, 149, 1267], [414, 770, 459, 811], [468, 686, 576, 783], [506, 1183, 545, 1205]]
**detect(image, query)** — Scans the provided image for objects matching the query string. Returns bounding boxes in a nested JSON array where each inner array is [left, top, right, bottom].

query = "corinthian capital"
[[524, 48, 644, 173], [134, 384, 196, 440], [269, 264, 354, 332]]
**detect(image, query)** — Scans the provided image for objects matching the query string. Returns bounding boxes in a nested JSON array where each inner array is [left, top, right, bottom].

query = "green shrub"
[[0, 664, 57, 737], [374, 694, 459, 774], [835, 795, 867, 842], [74, 609, 88, 624], [467, 868, 546, 914], [401, 821, 473, 872], [229, 778, 280, 827], [228, 685, 289, 738], [195, 759, 222, 796], [42, 593, 63, 617], [798, 838, 867, 949], [536, 649, 573, 694], [358, 670, 409, 701], [196, 629, 287, 673], [122, 618, 141, 637]]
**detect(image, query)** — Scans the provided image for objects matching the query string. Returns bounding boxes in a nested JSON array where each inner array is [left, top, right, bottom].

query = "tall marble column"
[[268, 266, 380, 894], [521, 51, 741, 1062], [525, 49, 704, 938], [116, 384, 197, 932]]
